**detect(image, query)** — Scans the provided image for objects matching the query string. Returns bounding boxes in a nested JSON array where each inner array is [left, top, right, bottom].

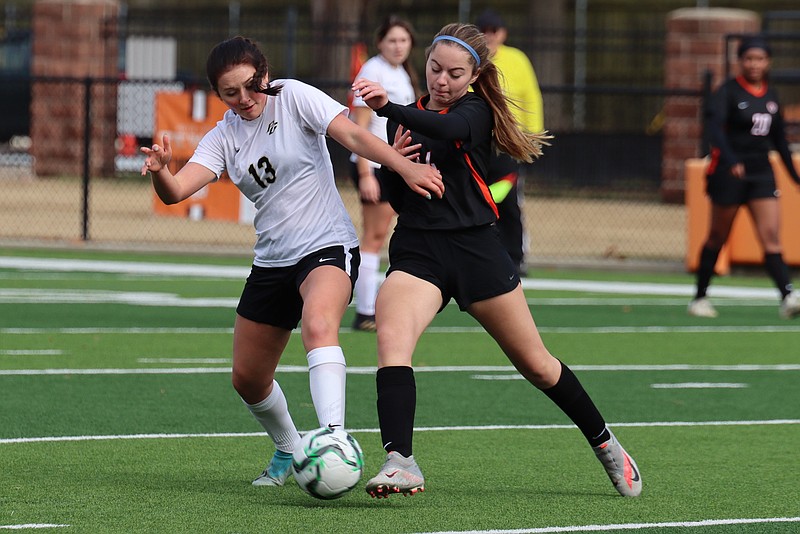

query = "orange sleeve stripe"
[[410, 102, 497, 217], [707, 147, 720, 176], [456, 140, 498, 218]]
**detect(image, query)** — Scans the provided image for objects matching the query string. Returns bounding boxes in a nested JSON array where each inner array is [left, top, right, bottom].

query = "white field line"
[[650, 382, 748, 389], [0, 525, 70, 530], [0, 289, 782, 308], [1, 419, 798, 445], [0, 257, 250, 278], [5, 325, 800, 335], [0, 288, 238, 308], [414, 516, 800, 534], [0, 256, 782, 299], [2, 327, 236, 335], [0, 350, 63, 356], [137, 357, 230, 364], [2, 363, 799, 376]]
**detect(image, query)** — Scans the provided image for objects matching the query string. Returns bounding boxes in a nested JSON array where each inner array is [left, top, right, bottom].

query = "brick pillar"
[[661, 8, 759, 203], [30, 0, 119, 177]]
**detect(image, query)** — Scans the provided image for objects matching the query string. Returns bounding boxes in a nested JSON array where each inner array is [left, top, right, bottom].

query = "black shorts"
[[349, 162, 390, 204], [706, 169, 778, 206], [386, 225, 520, 311], [236, 246, 360, 330]]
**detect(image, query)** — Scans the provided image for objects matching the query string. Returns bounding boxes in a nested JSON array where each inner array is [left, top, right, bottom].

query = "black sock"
[[764, 253, 793, 299], [695, 246, 721, 300], [542, 361, 609, 447], [376, 366, 416, 457]]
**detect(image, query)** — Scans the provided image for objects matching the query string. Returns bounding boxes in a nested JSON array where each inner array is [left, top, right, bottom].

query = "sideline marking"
[[2, 419, 798, 445], [414, 516, 800, 534], [2, 363, 799, 376]]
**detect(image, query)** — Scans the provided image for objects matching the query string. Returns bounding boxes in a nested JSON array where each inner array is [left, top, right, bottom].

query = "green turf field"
[[1, 250, 798, 533]]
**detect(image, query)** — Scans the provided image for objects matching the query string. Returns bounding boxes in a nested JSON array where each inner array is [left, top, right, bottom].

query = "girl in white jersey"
[[140, 36, 443, 487], [350, 15, 419, 332]]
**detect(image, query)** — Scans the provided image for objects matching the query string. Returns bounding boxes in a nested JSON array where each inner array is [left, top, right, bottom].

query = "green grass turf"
[[1, 426, 797, 533], [1, 249, 799, 533]]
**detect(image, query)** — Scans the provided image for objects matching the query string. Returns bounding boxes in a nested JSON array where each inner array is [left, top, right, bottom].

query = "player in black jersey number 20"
[[690, 36, 800, 319]]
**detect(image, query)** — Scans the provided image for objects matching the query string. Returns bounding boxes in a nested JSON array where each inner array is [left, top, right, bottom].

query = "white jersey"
[[189, 79, 358, 267], [350, 55, 416, 168]]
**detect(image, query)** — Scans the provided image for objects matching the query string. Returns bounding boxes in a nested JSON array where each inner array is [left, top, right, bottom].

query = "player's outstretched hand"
[[393, 125, 421, 161], [140, 134, 173, 176], [352, 78, 389, 111]]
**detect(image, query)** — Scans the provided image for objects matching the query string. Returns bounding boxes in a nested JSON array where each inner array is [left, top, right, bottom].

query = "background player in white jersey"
[[140, 36, 443, 487], [349, 15, 420, 332]]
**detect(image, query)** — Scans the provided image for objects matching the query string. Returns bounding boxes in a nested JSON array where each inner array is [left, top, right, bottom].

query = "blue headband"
[[432, 35, 481, 66]]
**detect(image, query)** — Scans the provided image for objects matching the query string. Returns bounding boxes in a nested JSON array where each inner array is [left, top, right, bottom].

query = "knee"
[[704, 236, 726, 250], [515, 352, 561, 389], [300, 314, 339, 347], [523, 368, 557, 389], [231, 368, 270, 403], [760, 232, 781, 251]]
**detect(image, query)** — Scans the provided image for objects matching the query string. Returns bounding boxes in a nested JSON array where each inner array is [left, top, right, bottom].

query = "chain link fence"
[[2, 4, 798, 268], [0, 76, 688, 265]]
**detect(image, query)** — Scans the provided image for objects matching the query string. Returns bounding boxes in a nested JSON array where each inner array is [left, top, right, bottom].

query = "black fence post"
[[700, 69, 713, 158], [82, 76, 91, 241]]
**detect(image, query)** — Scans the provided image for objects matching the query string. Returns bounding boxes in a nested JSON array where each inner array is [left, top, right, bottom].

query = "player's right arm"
[[141, 134, 217, 204], [327, 113, 443, 199]]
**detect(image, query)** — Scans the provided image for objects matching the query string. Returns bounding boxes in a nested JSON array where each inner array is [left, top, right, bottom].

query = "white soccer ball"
[[292, 426, 364, 500]]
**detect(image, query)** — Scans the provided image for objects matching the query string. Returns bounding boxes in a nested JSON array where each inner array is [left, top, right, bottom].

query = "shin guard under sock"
[[695, 246, 721, 300], [542, 361, 609, 447], [764, 253, 793, 299], [375, 366, 416, 457]]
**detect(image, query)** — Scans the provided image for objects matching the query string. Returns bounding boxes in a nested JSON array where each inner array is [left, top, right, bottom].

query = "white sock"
[[307, 346, 347, 428], [243, 381, 300, 453], [355, 251, 380, 315]]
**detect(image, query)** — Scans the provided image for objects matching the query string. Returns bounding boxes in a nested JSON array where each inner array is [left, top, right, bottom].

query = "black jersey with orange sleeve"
[[375, 93, 497, 229], [706, 76, 800, 184]]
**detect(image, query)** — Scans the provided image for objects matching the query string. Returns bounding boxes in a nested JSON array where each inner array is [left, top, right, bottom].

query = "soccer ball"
[[292, 426, 364, 500]]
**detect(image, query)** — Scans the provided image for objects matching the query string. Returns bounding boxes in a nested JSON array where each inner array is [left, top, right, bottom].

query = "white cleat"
[[687, 297, 718, 318]]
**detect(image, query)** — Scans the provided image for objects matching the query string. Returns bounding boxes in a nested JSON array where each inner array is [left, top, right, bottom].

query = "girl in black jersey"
[[352, 23, 642, 499], [689, 36, 800, 319]]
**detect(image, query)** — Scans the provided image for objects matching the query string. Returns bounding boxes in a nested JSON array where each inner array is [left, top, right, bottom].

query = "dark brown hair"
[[206, 36, 282, 97]]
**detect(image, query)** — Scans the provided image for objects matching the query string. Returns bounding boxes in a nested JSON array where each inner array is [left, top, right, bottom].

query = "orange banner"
[[685, 154, 800, 272], [152, 91, 250, 223]]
